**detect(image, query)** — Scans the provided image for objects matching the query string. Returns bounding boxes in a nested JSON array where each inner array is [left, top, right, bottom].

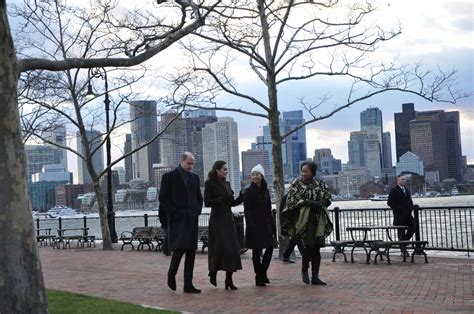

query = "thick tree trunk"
[[91, 178, 113, 250], [258, 0, 286, 255], [0, 2, 48, 312]]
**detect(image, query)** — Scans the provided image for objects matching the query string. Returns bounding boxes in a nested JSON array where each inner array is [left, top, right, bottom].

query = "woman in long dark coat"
[[204, 160, 243, 290], [243, 164, 274, 287]]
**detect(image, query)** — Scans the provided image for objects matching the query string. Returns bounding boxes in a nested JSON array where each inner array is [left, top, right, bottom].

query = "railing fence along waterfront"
[[329, 205, 473, 256], [35, 206, 473, 255]]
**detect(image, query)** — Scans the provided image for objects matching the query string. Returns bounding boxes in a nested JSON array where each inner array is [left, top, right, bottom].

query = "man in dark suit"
[[387, 175, 416, 243], [159, 152, 203, 293]]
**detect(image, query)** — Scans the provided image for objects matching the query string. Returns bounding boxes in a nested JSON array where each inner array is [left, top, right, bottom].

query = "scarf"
[[281, 178, 333, 245]]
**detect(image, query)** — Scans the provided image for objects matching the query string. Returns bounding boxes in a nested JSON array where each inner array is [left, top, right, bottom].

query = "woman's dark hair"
[[252, 177, 268, 191], [206, 160, 227, 182], [300, 160, 317, 176]]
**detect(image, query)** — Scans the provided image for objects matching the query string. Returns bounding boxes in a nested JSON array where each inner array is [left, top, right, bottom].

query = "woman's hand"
[[302, 200, 322, 212]]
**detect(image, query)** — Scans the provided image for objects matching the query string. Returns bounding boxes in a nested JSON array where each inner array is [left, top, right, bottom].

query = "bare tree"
[[0, 0, 219, 312], [171, 0, 467, 246]]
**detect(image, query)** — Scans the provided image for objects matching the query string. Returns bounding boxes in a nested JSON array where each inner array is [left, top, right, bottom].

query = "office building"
[[364, 134, 382, 179], [313, 148, 342, 175], [76, 129, 104, 184], [382, 132, 392, 169], [29, 180, 69, 211], [124, 134, 133, 182], [25, 144, 66, 183], [202, 117, 241, 192], [55, 184, 93, 209], [348, 131, 367, 167], [41, 125, 68, 170], [395, 103, 463, 181], [396, 151, 424, 176], [410, 110, 448, 180], [130, 100, 160, 183], [159, 110, 187, 167], [184, 113, 218, 183], [253, 110, 306, 181], [282, 110, 307, 179], [31, 164, 72, 183], [153, 164, 175, 188], [241, 149, 271, 185], [394, 103, 416, 161], [444, 111, 463, 181]]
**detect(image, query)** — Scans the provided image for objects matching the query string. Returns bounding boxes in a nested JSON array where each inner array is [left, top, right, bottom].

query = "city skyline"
[[58, 100, 470, 184]]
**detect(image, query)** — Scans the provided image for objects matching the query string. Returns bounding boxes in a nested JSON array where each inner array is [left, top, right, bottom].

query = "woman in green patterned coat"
[[281, 161, 333, 285]]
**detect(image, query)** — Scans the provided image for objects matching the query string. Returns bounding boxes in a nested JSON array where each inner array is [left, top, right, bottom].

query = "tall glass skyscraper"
[[282, 110, 307, 179], [130, 100, 160, 183], [202, 117, 241, 192], [254, 110, 306, 181], [76, 129, 104, 184]]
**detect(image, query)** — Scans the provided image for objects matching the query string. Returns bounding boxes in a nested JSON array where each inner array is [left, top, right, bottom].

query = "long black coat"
[[387, 185, 414, 225], [204, 179, 243, 272], [158, 168, 203, 250], [243, 183, 274, 249]]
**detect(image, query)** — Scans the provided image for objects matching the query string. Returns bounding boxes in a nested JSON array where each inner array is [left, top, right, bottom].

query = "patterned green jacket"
[[281, 178, 333, 246]]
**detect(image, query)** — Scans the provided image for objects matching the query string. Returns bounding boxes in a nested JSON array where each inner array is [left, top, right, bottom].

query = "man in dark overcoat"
[[159, 152, 203, 293], [387, 174, 415, 243], [158, 203, 170, 256]]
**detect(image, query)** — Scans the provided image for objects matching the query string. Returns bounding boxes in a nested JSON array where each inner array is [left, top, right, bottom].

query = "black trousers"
[[282, 237, 304, 259], [252, 246, 273, 275], [301, 244, 321, 277], [168, 248, 196, 288], [394, 215, 416, 241]]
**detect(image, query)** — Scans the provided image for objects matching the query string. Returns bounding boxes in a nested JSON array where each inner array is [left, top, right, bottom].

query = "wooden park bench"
[[36, 228, 55, 246], [199, 227, 209, 253], [330, 240, 355, 263], [52, 228, 94, 249], [120, 226, 164, 251], [369, 240, 429, 264]]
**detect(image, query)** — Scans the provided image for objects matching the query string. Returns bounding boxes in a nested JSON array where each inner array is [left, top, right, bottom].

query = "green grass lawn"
[[47, 290, 175, 314]]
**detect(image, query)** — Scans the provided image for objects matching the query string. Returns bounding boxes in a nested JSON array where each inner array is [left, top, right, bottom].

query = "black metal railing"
[[34, 213, 210, 240], [327, 205, 473, 256], [34, 206, 473, 255]]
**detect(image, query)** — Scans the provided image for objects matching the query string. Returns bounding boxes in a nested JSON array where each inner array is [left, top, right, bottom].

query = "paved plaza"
[[39, 245, 474, 313]]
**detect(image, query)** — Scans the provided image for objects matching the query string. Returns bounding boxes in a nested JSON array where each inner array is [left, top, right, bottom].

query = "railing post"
[[83, 216, 87, 229], [36, 218, 40, 236], [334, 207, 341, 241], [144, 214, 148, 227], [413, 205, 421, 242], [58, 217, 62, 231]]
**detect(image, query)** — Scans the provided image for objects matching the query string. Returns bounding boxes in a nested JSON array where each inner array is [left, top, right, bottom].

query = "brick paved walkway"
[[39, 245, 474, 313]]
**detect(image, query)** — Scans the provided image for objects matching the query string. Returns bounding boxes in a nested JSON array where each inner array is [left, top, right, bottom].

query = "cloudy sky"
[[222, 0, 474, 165], [12, 0, 471, 178]]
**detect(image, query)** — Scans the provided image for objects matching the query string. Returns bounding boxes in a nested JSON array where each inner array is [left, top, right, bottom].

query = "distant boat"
[[32, 212, 56, 219], [369, 194, 389, 201], [47, 206, 77, 217]]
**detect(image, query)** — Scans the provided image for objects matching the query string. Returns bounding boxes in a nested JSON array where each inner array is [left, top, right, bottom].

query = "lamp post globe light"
[[87, 68, 118, 243]]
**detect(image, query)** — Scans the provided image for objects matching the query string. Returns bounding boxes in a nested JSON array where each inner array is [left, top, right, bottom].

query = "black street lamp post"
[[88, 68, 118, 243]]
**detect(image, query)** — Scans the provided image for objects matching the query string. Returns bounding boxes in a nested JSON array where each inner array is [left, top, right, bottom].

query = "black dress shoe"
[[283, 257, 296, 263], [183, 286, 201, 293], [167, 275, 176, 291], [311, 277, 327, 286]]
